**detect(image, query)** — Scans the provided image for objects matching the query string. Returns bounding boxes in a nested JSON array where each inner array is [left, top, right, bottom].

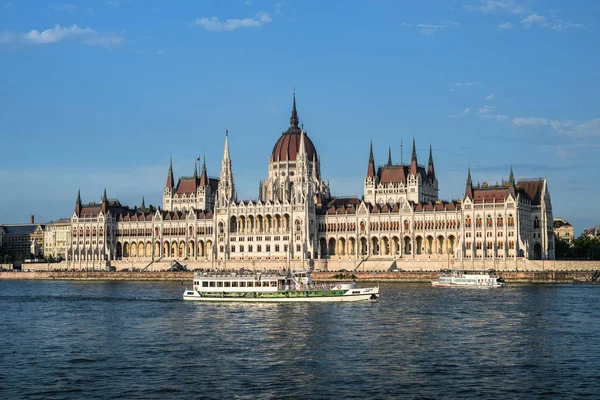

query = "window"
[[486, 215, 493, 228], [296, 244, 301, 252], [224, 281, 231, 287], [209, 281, 215, 287], [270, 281, 277, 287], [262, 281, 269, 287], [275, 245, 280, 252], [466, 242, 472, 250], [247, 282, 253, 287], [476, 241, 482, 250], [487, 241, 493, 250], [508, 215, 515, 227], [509, 241, 515, 249], [249, 245, 253, 252], [240, 281, 246, 287], [476, 217, 482, 228], [498, 241, 504, 250], [231, 245, 236, 253], [258, 245, 262, 252], [217, 282, 223, 287], [266, 245, 271, 252], [232, 281, 238, 287], [240, 245, 244, 252]]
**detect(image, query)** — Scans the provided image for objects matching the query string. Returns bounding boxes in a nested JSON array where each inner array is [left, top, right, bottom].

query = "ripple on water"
[[0, 281, 599, 399]]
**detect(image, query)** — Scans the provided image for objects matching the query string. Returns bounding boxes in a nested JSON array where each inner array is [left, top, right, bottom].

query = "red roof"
[[517, 180, 544, 205], [271, 131, 317, 162]]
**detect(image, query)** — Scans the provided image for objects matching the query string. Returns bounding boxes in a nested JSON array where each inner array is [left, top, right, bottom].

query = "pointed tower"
[[508, 164, 516, 197], [199, 155, 208, 187], [290, 90, 299, 129], [193, 158, 199, 179], [367, 140, 376, 179], [166, 156, 174, 191], [387, 145, 393, 166], [141, 196, 146, 209], [427, 144, 435, 181], [75, 189, 82, 217], [218, 129, 235, 206], [409, 137, 418, 176], [465, 167, 474, 199], [101, 188, 108, 213]]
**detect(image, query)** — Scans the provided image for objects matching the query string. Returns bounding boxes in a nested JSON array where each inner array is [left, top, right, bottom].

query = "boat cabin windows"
[[262, 281, 269, 287], [209, 281, 215, 288], [217, 282, 223, 288], [232, 281, 238, 287], [239, 281, 246, 287], [202, 281, 209, 287], [224, 282, 231, 288], [270, 281, 277, 287]]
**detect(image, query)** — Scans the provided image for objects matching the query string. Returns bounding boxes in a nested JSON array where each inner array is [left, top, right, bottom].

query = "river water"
[[0, 281, 598, 399]]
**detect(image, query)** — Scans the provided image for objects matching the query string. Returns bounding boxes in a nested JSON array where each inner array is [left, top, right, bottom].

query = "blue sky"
[[1, 0, 598, 234]]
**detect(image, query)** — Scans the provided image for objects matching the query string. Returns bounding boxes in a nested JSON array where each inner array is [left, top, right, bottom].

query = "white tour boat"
[[183, 269, 379, 302], [432, 270, 505, 288]]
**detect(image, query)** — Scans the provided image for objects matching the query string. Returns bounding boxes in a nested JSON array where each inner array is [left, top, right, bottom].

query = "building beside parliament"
[[57, 94, 555, 268]]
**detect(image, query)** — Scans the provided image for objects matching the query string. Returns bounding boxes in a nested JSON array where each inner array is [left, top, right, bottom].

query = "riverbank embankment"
[[0, 270, 597, 283]]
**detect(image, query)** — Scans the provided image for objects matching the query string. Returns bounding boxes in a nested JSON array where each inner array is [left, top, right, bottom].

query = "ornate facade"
[[61, 94, 555, 268]]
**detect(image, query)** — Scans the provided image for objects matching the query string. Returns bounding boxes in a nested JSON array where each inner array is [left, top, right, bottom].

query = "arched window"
[[475, 216, 482, 228], [486, 215, 493, 228], [533, 217, 540, 229], [465, 216, 472, 228], [508, 214, 515, 227], [497, 215, 503, 227]]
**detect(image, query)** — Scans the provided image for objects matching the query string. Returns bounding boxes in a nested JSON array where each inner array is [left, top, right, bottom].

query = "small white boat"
[[432, 270, 505, 288], [183, 269, 379, 302]]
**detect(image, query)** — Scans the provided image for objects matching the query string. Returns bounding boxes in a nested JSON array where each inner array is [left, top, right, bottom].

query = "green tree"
[[571, 235, 600, 260], [555, 237, 573, 259]]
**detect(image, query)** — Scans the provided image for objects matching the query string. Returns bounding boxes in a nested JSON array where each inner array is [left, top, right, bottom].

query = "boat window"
[[224, 282, 231, 288], [262, 281, 269, 287], [202, 281, 208, 287], [247, 281, 253, 287], [270, 281, 277, 287], [209, 281, 215, 287], [232, 281, 238, 287], [239, 281, 246, 287], [217, 282, 223, 288]]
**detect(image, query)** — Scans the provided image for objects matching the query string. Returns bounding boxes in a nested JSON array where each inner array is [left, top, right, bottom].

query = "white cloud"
[[485, 93, 495, 100], [0, 24, 123, 48], [520, 13, 584, 31], [513, 117, 600, 136], [448, 108, 471, 118], [464, 0, 527, 15], [401, 21, 459, 35], [195, 11, 271, 31], [498, 22, 513, 29], [478, 105, 494, 114], [521, 14, 547, 28], [25, 24, 94, 44]]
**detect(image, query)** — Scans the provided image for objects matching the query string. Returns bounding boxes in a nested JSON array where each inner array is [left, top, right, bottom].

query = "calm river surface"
[[1, 281, 598, 399]]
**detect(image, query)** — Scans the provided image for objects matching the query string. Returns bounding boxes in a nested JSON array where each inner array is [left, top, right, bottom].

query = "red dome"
[[271, 130, 317, 162]]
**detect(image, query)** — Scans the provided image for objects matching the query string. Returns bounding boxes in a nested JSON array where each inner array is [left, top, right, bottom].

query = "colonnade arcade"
[[318, 234, 456, 258], [224, 214, 292, 234], [116, 239, 214, 259]]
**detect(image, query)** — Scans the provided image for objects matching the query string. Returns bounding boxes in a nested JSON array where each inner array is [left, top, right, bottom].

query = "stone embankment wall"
[[0, 270, 596, 283]]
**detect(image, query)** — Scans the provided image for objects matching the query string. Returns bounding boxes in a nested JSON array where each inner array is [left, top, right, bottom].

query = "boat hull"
[[183, 288, 379, 302], [431, 282, 504, 288]]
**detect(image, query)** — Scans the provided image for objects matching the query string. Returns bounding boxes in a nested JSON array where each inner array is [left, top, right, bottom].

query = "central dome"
[[271, 94, 318, 162]]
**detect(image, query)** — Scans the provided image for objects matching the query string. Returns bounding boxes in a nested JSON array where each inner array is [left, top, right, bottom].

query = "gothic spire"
[[387, 145, 392, 166], [509, 164, 515, 184], [367, 140, 376, 179], [427, 143, 435, 180], [409, 137, 418, 176], [194, 157, 199, 179], [75, 189, 82, 216], [166, 156, 174, 190], [465, 167, 474, 199], [290, 90, 299, 128], [101, 188, 108, 213], [141, 196, 146, 209]]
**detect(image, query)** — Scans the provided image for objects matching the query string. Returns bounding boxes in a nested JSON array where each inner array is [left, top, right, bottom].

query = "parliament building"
[[56, 94, 555, 268]]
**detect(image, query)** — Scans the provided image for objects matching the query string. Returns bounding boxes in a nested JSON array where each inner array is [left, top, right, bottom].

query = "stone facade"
[[43, 218, 72, 259], [62, 94, 555, 269], [554, 218, 574, 244]]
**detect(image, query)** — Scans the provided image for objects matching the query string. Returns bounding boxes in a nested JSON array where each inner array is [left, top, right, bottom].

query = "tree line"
[[555, 235, 600, 260]]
